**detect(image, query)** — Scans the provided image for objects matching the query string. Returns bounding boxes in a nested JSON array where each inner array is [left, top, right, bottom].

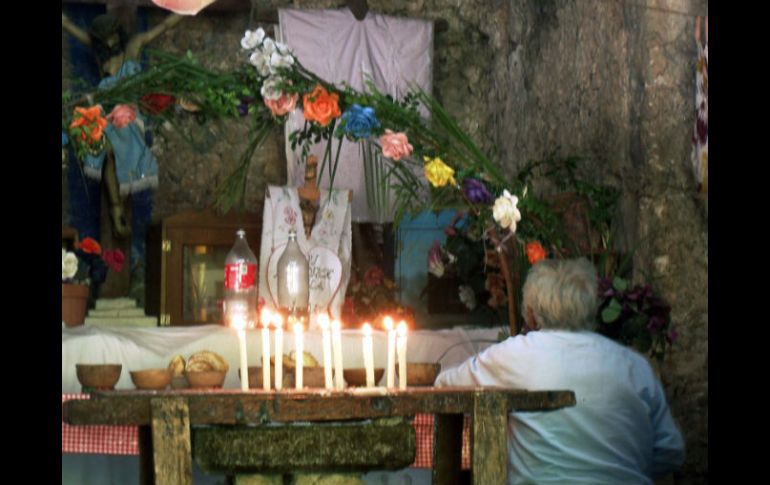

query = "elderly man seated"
[[435, 258, 685, 484]]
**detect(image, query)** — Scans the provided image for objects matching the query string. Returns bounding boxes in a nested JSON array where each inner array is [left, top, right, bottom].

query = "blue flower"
[[340, 104, 380, 139]]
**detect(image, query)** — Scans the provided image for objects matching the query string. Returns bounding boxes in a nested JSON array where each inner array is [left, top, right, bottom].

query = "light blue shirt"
[[435, 330, 685, 484]]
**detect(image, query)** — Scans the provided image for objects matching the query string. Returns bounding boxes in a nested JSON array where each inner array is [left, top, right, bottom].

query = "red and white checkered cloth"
[[62, 394, 470, 469]]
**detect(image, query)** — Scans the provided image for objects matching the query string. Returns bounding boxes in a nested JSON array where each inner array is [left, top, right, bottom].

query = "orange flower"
[[77, 237, 102, 255], [70, 106, 108, 142], [526, 241, 547, 265], [303, 84, 341, 127]]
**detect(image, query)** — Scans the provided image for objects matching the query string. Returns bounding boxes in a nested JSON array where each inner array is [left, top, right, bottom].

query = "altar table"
[[63, 387, 576, 485]]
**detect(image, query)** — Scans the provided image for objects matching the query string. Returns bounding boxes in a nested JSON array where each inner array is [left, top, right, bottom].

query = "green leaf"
[[601, 299, 622, 323], [612, 277, 628, 291]]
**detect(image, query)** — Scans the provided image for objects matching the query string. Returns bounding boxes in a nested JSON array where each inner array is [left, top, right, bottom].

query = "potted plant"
[[62, 238, 125, 327]]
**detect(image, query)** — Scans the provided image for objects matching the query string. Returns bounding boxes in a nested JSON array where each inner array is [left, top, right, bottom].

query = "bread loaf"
[[186, 351, 229, 373]]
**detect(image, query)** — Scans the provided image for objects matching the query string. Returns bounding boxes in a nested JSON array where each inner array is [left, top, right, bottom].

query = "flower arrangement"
[[341, 265, 414, 327], [68, 106, 108, 160], [62, 237, 125, 287]]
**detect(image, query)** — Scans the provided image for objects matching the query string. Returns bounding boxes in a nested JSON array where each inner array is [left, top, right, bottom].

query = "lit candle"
[[362, 323, 375, 387], [273, 313, 284, 391], [331, 319, 345, 390], [384, 316, 396, 388], [260, 309, 271, 390], [294, 321, 304, 389], [397, 321, 408, 390], [318, 313, 333, 390], [233, 315, 249, 391]]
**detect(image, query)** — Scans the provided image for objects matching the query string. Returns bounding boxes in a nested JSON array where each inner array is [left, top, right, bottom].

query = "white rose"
[[249, 51, 271, 77], [492, 189, 522, 233], [241, 28, 265, 50], [458, 285, 476, 310], [269, 52, 295, 74], [260, 76, 284, 101], [62, 251, 78, 280], [261, 38, 276, 57]]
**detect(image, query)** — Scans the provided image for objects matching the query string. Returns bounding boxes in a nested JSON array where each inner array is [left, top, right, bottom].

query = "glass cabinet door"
[[182, 244, 230, 324]]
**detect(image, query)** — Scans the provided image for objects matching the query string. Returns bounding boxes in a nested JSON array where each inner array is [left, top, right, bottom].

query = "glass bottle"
[[224, 229, 258, 328], [276, 229, 309, 319]]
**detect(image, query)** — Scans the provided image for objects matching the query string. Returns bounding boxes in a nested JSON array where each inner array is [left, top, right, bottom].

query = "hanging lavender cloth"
[[277, 8, 433, 223]]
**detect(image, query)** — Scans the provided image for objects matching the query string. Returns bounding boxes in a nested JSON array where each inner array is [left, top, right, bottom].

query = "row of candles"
[[233, 311, 409, 391]]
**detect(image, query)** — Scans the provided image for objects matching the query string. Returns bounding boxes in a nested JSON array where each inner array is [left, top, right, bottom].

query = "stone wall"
[[62, 0, 707, 479]]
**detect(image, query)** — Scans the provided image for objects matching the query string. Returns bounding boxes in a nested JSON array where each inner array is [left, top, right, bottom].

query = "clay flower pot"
[[62, 283, 89, 327]]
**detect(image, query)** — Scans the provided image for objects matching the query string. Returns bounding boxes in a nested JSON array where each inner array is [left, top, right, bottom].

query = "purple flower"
[[462, 178, 492, 204]]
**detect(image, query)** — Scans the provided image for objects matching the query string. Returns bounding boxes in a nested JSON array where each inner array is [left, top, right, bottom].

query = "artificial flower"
[[424, 156, 456, 188], [269, 50, 295, 75], [62, 250, 78, 280], [428, 240, 445, 278], [379, 129, 413, 161], [525, 241, 547, 265], [458, 285, 477, 310], [140, 94, 175, 115], [102, 249, 126, 273], [241, 28, 265, 50], [462, 178, 492, 204], [492, 189, 522, 232], [264, 93, 298, 117], [107, 104, 136, 129], [260, 76, 284, 101], [303, 85, 341, 127], [69, 106, 108, 143], [77, 237, 102, 255], [340, 104, 380, 139], [249, 50, 271, 77]]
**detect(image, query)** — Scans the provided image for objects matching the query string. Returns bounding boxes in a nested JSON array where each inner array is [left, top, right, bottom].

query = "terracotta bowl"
[[185, 370, 226, 389], [76, 364, 122, 390], [343, 368, 385, 387], [242, 366, 327, 389], [130, 369, 172, 390], [396, 363, 442, 386]]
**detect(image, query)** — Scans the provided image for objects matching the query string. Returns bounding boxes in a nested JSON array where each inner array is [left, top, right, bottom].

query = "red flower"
[[526, 241, 547, 265], [364, 266, 385, 288], [140, 93, 176, 115], [102, 249, 125, 273], [77, 237, 102, 255]]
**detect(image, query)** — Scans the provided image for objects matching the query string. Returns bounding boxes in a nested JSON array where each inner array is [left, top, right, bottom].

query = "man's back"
[[435, 330, 684, 484]]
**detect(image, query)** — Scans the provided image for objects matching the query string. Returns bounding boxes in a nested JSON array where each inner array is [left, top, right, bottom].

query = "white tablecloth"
[[62, 324, 503, 393]]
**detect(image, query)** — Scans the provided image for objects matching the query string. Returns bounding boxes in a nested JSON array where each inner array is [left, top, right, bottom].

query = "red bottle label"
[[225, 263, 257, 290]]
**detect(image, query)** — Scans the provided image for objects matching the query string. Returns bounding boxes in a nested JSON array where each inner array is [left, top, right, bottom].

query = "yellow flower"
[[423, 156, 456, 188]]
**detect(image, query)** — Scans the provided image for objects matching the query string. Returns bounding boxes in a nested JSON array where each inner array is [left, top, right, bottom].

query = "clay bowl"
[[242, 366, 327, 389], [343, 368, 385, 387], [76, 364, 122, 390], [185, 370, 226, 389], [130, 369, 172, 390], [396, 363, 442, 386]]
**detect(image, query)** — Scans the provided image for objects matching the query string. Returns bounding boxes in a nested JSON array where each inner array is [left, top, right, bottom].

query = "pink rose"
[[102, 249, 125, 273], [107, 104, 137, 129], [264, 92, 298, 117], [379, 129, 413, 161]]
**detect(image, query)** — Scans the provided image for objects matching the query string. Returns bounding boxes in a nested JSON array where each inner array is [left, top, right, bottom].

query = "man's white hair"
[[521, 258, 598, 331]]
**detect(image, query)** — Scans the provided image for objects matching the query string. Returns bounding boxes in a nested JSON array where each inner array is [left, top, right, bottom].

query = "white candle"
[[318, 313, 333, 390], [233, 315, 249, 391], [331, 319, 345, 390], [397, 321, 408, 390], [273, 313, 284, 391], [294, 321, 304, 389], [362, 323, 375, 387], [261, 311, 271, 391], [384, 316, 396, 388]]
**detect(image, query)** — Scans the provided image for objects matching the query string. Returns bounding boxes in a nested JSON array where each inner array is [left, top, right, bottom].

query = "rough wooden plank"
[[471, 392, 508, 484], [432, 414, 464, 485], [138, 426, 155, 485], [63, 388, 576, 426], [150, 397, 192, 485], [193, 418, 415, 474]]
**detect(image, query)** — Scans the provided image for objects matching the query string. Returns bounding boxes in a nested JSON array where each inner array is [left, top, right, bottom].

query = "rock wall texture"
[[62, 0, 707, 480]]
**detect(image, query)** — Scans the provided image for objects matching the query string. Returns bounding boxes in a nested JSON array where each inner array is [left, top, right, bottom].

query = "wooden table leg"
[[471, 392, 507, 484], [138, 426, 154, 485], [432, 414, 464, 485], [150, 397, 192, 485]]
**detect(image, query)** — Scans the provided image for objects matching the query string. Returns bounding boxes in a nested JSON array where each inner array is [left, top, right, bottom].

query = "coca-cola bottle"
[[224, 229, 258, 328], [276, 229, 309, 320]]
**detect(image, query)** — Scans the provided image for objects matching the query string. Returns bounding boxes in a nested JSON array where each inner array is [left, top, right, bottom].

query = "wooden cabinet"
[[152, 210, 261, 326]]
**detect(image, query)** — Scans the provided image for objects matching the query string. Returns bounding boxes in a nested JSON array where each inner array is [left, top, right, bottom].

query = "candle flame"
[[232, 314, 246, 331], [331, 319, 341, 331], [397, 321, 408, 337], [260, 308, 272, 328], [293, 322, 304, 333], [383, 316, 393, 331], [273, 312, 284, 329], [363, 322, 372, 336], [317, 312, 330, 330]]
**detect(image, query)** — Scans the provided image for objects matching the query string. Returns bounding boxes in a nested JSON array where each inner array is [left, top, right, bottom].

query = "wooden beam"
[[150, 397, 192, 485]]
